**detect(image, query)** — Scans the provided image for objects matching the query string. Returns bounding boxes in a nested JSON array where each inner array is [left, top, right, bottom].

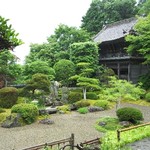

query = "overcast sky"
[[0, 0, 92, 64]]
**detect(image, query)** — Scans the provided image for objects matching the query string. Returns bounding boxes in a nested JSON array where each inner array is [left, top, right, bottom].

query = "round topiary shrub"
[[116, 107, 143, 123], [145, 92, 150, 102], [94, 100, 109, 110], [86, 92, 98, 100], [75, 100, 90, 108], [0, 87, 18, 108], [68, 92, 82, 104], [77, 107, 89, 114], [11, 103, 39, 124]]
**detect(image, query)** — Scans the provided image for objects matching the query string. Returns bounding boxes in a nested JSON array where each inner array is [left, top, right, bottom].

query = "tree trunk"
[[83, 88, 86, 100]]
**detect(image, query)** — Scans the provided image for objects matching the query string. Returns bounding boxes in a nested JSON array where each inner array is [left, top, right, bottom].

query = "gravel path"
[[0, 103, 150, 150]]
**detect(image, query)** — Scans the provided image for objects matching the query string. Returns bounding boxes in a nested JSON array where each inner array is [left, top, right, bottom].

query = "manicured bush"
[[116, 107, 143, 123], [11, 103, 39, 124], [75, 100, 90, 108], [77, 107, 89, 114], [0, 108, 5, 113], [0, 87, 18, 108], [94, 100, 109, 110], [68, 92, 82, 103], [145, 92, 150, 102], [86, 92, 98, 100], [57, 105, 70, 113]]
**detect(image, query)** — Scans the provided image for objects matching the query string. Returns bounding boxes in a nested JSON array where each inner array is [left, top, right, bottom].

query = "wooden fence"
[[21, 134, 101, 150], [117, 122, 150, 141], [22, 133, 74, 150]]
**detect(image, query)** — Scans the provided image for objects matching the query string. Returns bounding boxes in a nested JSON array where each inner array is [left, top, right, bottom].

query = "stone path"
[[0, 103, 149, 150]]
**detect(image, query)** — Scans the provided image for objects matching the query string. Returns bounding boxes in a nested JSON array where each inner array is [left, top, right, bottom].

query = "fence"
[[117, 122, 150, 141], [22, 133, 74, 150], [21, 134, 101, 150]]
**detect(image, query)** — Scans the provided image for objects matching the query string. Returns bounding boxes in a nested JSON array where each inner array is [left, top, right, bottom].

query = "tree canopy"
[[0, 16, 22, 50], [81, 0, 138, 35]]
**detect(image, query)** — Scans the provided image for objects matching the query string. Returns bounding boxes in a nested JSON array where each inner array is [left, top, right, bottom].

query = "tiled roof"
[[93, 17, 137, 43]]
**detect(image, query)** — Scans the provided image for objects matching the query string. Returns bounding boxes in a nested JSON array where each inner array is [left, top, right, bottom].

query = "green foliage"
[[86, 92, 98, 100], [0, 16, 22, 50], [81, 0, 137, 35], [100, 126, 150, 150], [24, 60, 55, 80], [70, 42, 99, 71], [77, 107, 89, 114], [138, 72, 150, 90], [94, 100, 109, 110], [53, 59, 76, 86], [95, 117, 121, 133], [0, 109, 11, 123], [75, 100, 91, 108], [0, 87, 18, 108], [0, 107, 5, 113], [57, 105, 70, 113], [99, 76, 146, 102], [25, 73, 50, 94], [11, 103, 39, 124], [126, 14, 150, 64], [138, 0, 150, 16], [68, 92, 82, 104], [116, 107, 143, 123], [145, 92, 150, 102]]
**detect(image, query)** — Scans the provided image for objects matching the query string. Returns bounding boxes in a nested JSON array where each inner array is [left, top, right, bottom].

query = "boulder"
[[1, 113, 24, 128], [88, 106, 104, 112], [98, 121, 107, 127], [39, 119, 54, 125], [120, 121, 131, 127], [45, 107, 58, 114]]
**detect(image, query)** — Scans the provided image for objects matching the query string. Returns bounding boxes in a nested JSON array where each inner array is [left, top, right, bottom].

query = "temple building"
[[93, 17, 149, 83]]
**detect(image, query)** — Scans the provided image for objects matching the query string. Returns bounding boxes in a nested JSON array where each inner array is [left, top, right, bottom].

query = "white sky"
[[0, 0, 92, 64]]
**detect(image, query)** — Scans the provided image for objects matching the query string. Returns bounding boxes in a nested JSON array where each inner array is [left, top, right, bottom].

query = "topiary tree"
[[0, 87, 18, 108], [53, 59, 76, 86], [116, 107, 143, 123]]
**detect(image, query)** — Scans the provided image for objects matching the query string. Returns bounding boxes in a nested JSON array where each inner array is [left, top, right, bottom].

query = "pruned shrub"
[[145, 92, 150, 102], [11, 103, 39, 124], [68, 92, 82, 103], [94, 100, 109, 110], [0, 87, 18, 108], [116, 107, 143, 124], [0, 108, 5, 113], [75, 100, 90, 108], [86, 92, 98, 100], [77, 107, 88, 114]]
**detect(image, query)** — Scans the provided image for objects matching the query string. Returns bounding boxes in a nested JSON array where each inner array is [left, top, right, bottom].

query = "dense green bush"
[[11, 103, 39, 124], [0, 108, 5, 113], [94, 100, 109, 110], [75, 100, 90, 108], [86, 92, 98, 100], [145, 92, 150, 102], [68, 92, 82, 103], [0, 87, 18, 108], [77, 107, 89, 114], [116, 107, 143, 123]]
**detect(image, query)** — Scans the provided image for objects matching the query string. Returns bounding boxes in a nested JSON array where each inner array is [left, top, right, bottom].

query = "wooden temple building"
[[93, 17, 149, 83]]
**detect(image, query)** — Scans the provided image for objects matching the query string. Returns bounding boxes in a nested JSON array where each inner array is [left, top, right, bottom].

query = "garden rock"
[[120, 121, 131, 127], [1, 113, 24, 128], [39, 109, 48, 115], [46, 107, 58, 114], [98, 121, 107, 127], [39, 119, 54, 125], [88, 106, 104, 112], [69, 104, 77, 111]]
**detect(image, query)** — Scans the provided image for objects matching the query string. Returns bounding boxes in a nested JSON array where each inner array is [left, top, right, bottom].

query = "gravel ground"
[[0, 103, 150, 150]]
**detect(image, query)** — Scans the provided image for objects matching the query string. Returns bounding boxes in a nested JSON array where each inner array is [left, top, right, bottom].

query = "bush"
[[77, 107, 88, 114], [11, 103, 39, 124], [145, 92, 150, 102], [116, 107, 143, 123], [86, 92, 98, 100], [0, 108, 5, 113], [75, 100, 90, 108], [94, 100, 109, 110], [68, 92, 82, 103], [57, 105, 70, 113], [0, 87, 18, 108]]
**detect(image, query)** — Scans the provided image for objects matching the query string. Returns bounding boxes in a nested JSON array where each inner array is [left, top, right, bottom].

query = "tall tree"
[[0, 16, 22, 50], [81, 0, 138, 35], [138, 0, 150, 16], [125, 14, 150, 64]]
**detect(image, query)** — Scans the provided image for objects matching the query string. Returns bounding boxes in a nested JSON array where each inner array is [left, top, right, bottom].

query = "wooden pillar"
[[128, 63, 131, 81], [117, 63, 120, 78]]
